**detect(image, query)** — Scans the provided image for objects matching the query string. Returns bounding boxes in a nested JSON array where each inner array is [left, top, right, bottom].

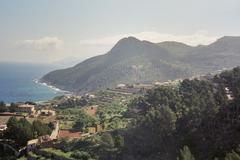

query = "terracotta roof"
[[58, 130, 82, 139]]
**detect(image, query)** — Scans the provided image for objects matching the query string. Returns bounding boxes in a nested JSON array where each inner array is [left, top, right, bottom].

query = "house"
[[27, 139, 38, 152], [0, 124, 7, 131], [16, 104, 35, 114], [117, 84, 126, 89], [154, 81, 162, 86], [27, 135, 52, 152], [85, 93, 96, 99], [225, 87, 234, 100], [96, 124, 103, 132], [87, 127, 96, 134], [40, 110, 56, 116], [87, 124, 103, 134]]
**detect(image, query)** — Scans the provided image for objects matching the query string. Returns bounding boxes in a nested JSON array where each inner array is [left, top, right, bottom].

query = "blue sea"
[[0, 62, 64, 103]]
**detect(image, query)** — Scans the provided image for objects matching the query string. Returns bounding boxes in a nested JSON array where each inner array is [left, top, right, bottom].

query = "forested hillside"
[[45, 67, 240, 160], [42, 36, 240, 93], [120, 67, 240, 160]]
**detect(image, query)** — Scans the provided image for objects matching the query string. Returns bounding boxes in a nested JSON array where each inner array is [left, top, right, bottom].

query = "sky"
[[0, 0, 240, 64]]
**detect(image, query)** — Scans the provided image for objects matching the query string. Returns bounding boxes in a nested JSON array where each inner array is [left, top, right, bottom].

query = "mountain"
[[41, 36, 240, 93], [184, 36, 240, 73], [157, 41, 194, 56]]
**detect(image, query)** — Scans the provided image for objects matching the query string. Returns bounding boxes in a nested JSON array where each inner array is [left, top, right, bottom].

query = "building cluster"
[[109, 81, 182, 95], [0, 104, 35, 132], [0, 124, 7, 131], [0, 103, 57, 132], [87, 124, 103, 134], [39, 110, 56, 116], [16, 104, 35, 114]]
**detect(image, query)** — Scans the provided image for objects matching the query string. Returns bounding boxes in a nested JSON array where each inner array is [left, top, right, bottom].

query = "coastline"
[[34, 79, 72, 95]]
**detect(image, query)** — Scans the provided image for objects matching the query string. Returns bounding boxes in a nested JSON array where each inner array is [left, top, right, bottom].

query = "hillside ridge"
[[41, 36, 240, 94]]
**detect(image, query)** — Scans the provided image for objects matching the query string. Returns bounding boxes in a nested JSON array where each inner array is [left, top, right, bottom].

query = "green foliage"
[[41, 148, 73, 159], [14, 67, 240, 160], [32, 120, 51, 137], [114, 135, 124, 149], [0, 101, 7, 112], [0, 102, 18, 112], [125, 106, 177, 159], [122, 68, 240, 160], [73, 110, 96, 131], [69, 133, 126, 160], [43, 37, 240, 94], [57, 90, 132, 131], [71, 151, 93, 160], [58, 97, 88, 109], [97, 102, 127, 121], [42, 37, 192, 93], [4, 117, 51, 146], [178, 146, 195, 160], [100, 133, 115, 149], [215, 67, 240, 100], [17, 118, 34, 144], [60, 67, 240, 160], [7, 116, 18, 128]]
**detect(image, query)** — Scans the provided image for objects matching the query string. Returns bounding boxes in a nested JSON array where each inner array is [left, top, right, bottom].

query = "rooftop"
[[58, 130, 82, 139], [18, 104, 35, 108]]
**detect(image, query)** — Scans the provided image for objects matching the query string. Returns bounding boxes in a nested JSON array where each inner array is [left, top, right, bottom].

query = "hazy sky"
[[0, 0, 240, 63]]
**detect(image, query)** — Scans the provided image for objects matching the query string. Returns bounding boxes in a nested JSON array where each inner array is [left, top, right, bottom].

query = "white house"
[[0, 124, 7, 131]]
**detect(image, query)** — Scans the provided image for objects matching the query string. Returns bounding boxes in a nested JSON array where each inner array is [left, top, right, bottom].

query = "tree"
[[100, 133, 115, 149], [0, 101, 7, 112], [25, 101, 36, 105], [16, 118, 34, 145], [114, 135, 124, 149], [48, 121, 55, 130], [5, 117, 18, 140], [7, 116, 18, 128], [73, 111, 96, 131], [124, 106, 177, 159], [0, 101, 5, 107], [4, 117, 50, 146], [32, 120, 51, 137], [71, 151, 93, 160], [178, 146, 195, 160]]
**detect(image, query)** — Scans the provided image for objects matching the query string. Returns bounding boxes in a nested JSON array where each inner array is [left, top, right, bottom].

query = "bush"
[[71, 151, 92, 160]]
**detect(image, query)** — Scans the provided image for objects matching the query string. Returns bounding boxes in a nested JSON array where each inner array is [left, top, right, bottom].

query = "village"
[[0, 81, 139, 158], [0, 100, 106, 156], [1, 76, 234, 159], [0, 80, 175, 157]]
